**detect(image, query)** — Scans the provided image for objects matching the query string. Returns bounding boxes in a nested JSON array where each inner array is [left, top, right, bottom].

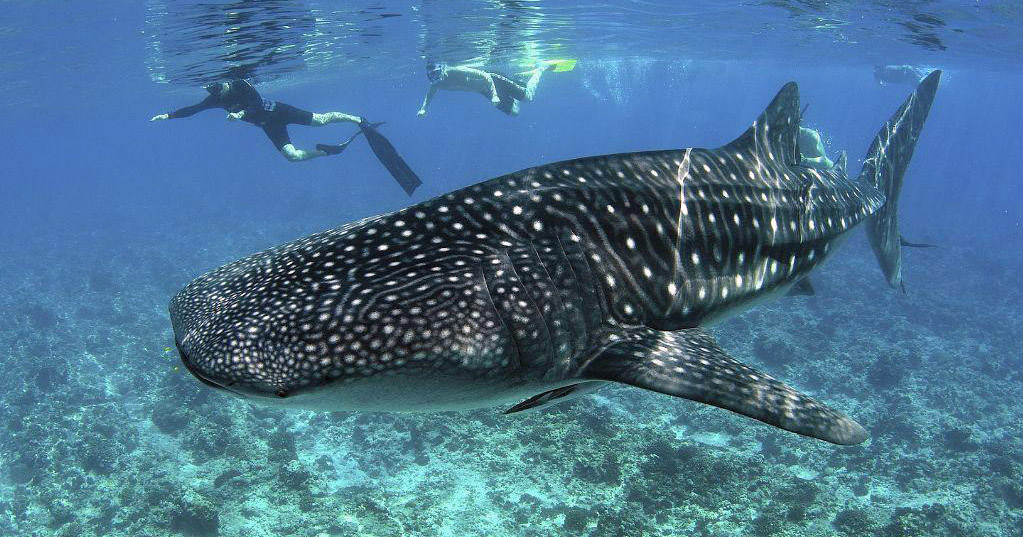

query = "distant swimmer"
[[874, 65, 927, 86], [152, 79, 422, 195], [418, 59, 576, 117]]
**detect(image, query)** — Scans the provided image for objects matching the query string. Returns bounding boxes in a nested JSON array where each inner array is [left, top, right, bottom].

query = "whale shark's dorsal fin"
[[722, 82, 802, 167], [581, 327, 867, 445], [833, 151, 848, 174]]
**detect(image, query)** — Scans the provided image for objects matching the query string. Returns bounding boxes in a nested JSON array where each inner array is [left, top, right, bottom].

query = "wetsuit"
[[169, 79, 314, 150]]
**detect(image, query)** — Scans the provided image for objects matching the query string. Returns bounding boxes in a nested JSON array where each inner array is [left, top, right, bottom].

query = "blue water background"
[[1, 1, 1021, 535]]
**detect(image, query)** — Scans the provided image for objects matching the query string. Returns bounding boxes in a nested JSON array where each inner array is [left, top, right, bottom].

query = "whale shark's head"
[[169, 218, 516, 408], [170, 244, 346, 402]]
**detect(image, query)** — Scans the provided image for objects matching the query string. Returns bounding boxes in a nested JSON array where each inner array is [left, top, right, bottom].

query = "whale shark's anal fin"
[[900, 236, 937, 248], [581, 328, 868, 445], [504, 382, 605, 414], [786, 277, 816, 297]]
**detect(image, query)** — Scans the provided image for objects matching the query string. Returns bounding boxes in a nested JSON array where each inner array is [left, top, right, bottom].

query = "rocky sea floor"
[[1, 223, 1021, 537]]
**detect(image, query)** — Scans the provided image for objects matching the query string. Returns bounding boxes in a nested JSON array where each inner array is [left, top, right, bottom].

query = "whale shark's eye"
[[275, 389, 289, 398]]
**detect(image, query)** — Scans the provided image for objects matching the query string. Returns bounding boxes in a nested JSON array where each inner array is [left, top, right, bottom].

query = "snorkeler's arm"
[[418, 85, 438, 116], [165, 94, 220, 119]]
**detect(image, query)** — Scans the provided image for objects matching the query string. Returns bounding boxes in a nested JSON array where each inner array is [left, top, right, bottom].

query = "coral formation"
[[1, 201, 1020, 537]]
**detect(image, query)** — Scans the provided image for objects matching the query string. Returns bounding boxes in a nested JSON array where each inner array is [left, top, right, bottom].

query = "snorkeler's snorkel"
[[426, 62, 447, 83]]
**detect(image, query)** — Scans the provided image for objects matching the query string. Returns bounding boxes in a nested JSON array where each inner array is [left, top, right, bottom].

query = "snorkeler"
[[874, 65, 928, 86], [151, 79, 363, 162], [798, 126, 837, 170], [151, 79, 422, 195], [418, 59, 575, 117]]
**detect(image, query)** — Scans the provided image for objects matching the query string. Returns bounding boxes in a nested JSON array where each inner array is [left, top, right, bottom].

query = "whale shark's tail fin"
[[860, 70, 941, 292]]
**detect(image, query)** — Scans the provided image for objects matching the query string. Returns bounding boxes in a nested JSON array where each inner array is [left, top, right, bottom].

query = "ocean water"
[[1, 1, 1022, 536]]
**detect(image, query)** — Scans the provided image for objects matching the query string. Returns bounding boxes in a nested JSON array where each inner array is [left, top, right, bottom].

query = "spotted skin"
[[171, 72, 940, 445]]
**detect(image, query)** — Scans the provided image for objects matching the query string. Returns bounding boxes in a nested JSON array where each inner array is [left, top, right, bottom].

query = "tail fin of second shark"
[[860, 70, 941, 292]]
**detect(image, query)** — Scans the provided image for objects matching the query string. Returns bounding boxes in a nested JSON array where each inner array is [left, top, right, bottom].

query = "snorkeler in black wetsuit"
[[151, 79, 362, 162], [152, 79, 423, 195]]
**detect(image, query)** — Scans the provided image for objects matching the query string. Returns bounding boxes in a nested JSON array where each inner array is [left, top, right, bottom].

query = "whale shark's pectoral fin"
[[581, 328, 868, 445], [786, 277, 816, 296], [504, 381, 606, 414]]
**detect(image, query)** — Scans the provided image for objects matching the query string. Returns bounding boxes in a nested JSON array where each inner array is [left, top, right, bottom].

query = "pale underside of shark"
[[171, 71, 941, 445]]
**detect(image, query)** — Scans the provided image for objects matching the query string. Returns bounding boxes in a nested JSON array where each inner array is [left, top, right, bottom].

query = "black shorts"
[[491, 75, 527, 116], [258, 102, 314, 150]]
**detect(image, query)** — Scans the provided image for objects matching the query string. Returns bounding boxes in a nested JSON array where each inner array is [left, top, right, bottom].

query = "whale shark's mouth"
[[176, 345, 248, 398]]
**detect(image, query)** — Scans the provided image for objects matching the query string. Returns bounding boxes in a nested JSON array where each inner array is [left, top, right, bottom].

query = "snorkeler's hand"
[[227, 111, 245, 121], [417, 108, 427, 117], [150, 113, 169, 122]]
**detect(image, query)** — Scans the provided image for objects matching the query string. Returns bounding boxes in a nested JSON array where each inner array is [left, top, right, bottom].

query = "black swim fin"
[[359, 119, 423, 196], [317, 125, 378, 156]]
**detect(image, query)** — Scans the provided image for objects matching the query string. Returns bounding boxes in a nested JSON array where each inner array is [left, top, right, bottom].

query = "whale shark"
[[170, 71, 941, 445]]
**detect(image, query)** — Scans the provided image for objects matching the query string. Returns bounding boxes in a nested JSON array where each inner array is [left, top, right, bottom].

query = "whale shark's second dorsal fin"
[[722, 82, 801, 167], [833, 151, 848, 174]]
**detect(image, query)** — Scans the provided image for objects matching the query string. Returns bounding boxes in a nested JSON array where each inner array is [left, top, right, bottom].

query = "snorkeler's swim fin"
[[317, 129, 364, 156], [359, 119, 423, 196], [547, 58, 577, 72], [316, 123, 383, 156], [519, 59, 577, 75]]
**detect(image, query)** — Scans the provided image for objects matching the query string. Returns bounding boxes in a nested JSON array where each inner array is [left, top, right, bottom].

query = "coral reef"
[[1, 222, 1020, 536]]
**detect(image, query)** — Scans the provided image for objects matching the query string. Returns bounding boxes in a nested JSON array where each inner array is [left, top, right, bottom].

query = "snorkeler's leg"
[[315, 127, 368, 156], [522, 68, 547, 101], [280, 144, 330, 162], [264, 123, 328, 162], [268, 101, 360, 127], [496, 98, 521, 116], [491, 74, 529, 113], [310, 111, 362, 126]]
